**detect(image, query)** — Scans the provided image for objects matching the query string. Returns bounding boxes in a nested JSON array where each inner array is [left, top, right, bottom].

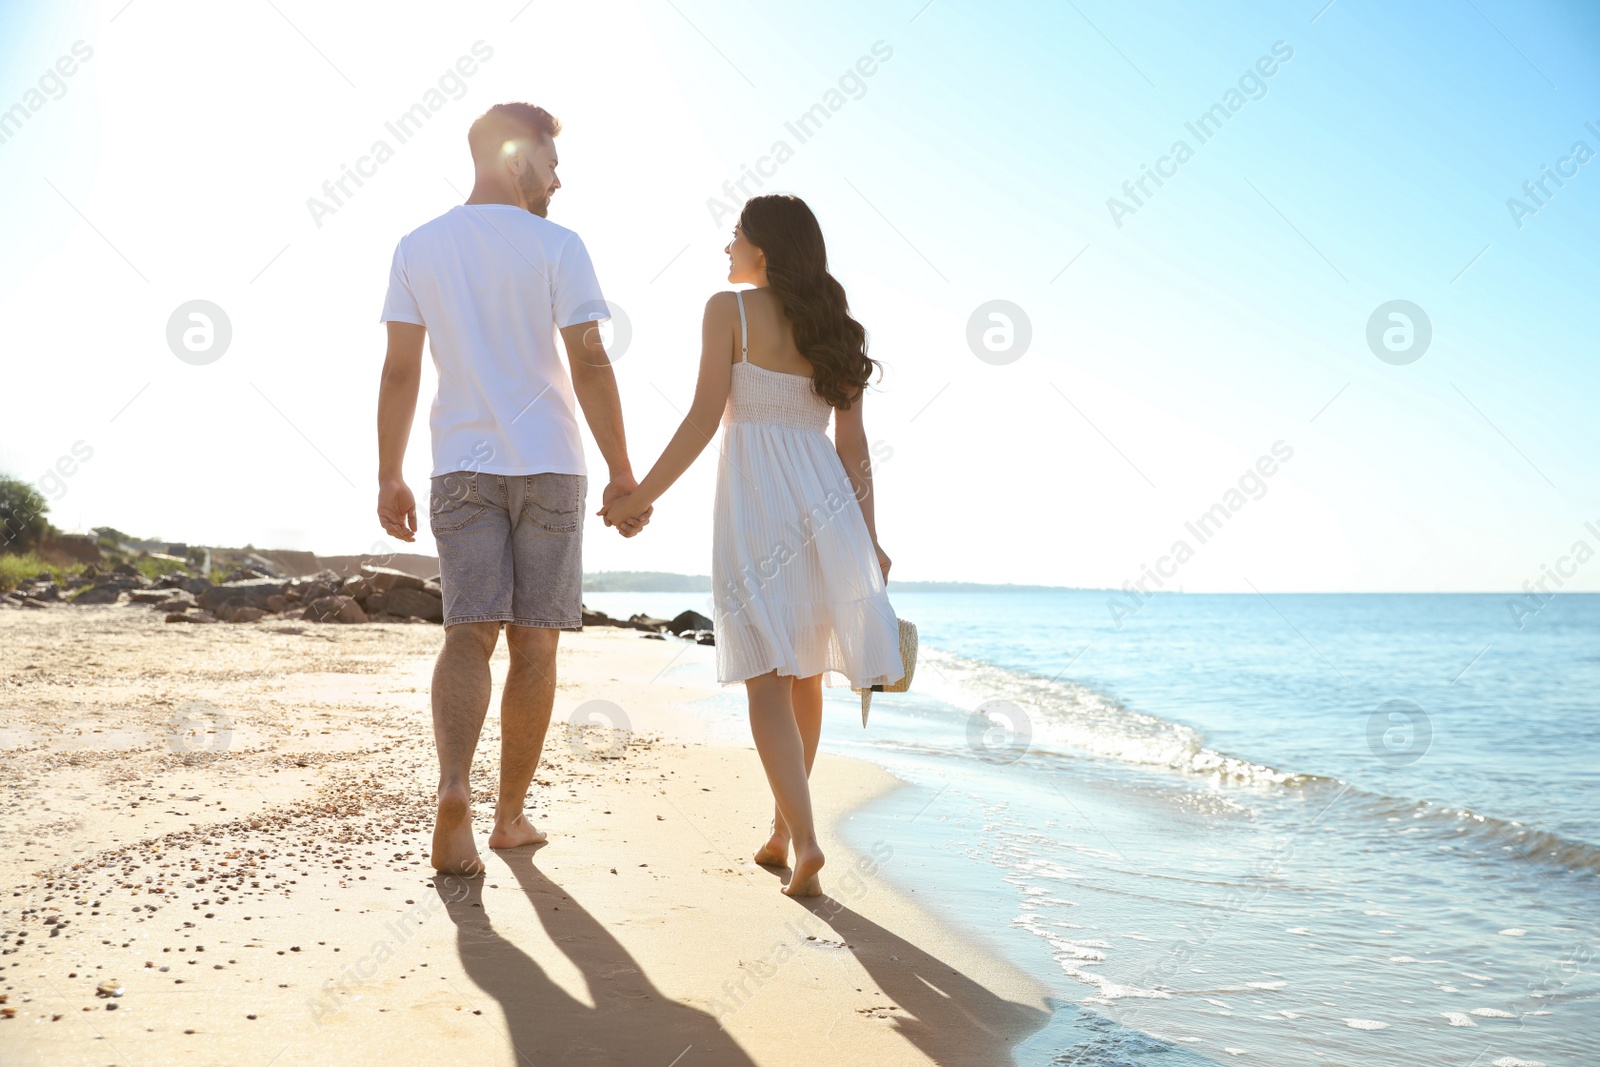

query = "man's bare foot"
[[753, 830, 790, 867], [431, 786, 484, 876], [488, 811, 547, 849], [782, 842, 825, 897]]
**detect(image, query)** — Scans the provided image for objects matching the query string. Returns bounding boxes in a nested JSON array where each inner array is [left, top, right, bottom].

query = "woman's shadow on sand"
[[434, 850, 757, 1066], [802, 896, 1049, 1064]]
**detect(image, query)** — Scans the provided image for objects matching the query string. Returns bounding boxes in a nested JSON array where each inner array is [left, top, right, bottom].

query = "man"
[[376, 102, 645, 876]]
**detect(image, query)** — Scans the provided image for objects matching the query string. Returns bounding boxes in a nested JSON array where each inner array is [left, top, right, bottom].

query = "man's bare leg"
[[489, 624, 559, 849], [431, 621, 502, 876], [755, 674, 822, 867]]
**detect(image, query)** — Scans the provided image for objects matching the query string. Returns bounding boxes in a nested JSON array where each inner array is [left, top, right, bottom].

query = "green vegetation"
[[0, 552, 70, 593], [0, 476, 49, 556], [3, 554, 208, 595], [582, 571, 712, 592], [135, 555, 190, 581], [63, 580, 104, 602], [93, 527, 136, 560]]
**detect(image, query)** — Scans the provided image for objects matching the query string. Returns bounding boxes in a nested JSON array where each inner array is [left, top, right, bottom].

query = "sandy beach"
[[0, 605, 1048, 1066]]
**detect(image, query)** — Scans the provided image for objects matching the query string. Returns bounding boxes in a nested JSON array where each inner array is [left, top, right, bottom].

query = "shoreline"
[[0, 606, 1049, 1065]]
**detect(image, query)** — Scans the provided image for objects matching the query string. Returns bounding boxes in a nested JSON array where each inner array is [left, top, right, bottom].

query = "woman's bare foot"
[[783, 841, 825, 897], [753, 829, 790, 867], [488, 810, 547, 849], [431, 785, 484, 876]]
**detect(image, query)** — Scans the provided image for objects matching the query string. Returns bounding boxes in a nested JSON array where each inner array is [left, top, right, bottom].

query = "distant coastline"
[[580, 570, 1085, 594], [582, 570, 710, 592], [576, 575, 1600, 595], [887, 580, 1082, 593]]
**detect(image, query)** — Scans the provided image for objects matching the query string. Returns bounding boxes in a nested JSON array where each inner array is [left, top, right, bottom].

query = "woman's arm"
[[834, 392, 891, 580], [597, 293, 739, 525]]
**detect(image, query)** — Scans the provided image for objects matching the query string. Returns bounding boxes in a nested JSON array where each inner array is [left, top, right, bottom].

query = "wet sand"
[[0, 605, 1047, 1065]]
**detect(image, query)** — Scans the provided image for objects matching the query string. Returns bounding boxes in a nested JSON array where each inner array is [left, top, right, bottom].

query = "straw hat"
[[855, 618, 918, 726]]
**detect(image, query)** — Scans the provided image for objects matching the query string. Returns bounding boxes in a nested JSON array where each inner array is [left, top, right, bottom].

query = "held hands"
[[600, 476, 653, 538], [597, 490, 652, 537], [378, 476, 648, 541], [377, 479, 417, 543]]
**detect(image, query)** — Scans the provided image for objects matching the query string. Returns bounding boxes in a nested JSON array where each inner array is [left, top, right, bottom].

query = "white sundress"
[[711, 290, 905, 688]]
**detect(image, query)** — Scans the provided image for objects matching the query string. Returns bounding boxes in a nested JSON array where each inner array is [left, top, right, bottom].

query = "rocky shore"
[[1, 562, 446, 625], [3, 560, 716, 642], [581, 606, 716, 645]]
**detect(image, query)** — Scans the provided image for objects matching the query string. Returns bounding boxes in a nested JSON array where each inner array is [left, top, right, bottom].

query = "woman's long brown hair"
[[738, 194, 880, 409]]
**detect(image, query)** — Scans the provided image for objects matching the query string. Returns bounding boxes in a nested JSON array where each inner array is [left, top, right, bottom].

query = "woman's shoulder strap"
[[734, 290, 748, 362]]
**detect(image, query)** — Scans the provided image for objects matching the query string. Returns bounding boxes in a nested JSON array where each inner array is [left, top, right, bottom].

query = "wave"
[[1329, 789, 1600, 879], [915, 647, 1319, 787], [911, 647, 1600, 878]]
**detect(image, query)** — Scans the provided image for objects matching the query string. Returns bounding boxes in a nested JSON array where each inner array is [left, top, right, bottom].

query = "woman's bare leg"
[[755, 675, 822, 867], [745, 672, 824, 896]]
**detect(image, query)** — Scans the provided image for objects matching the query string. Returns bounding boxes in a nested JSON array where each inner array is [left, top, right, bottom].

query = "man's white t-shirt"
[[379, 204, 607, 479]]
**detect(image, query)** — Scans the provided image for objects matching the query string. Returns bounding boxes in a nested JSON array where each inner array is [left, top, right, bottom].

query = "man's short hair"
[[467, 103, 561, 165]]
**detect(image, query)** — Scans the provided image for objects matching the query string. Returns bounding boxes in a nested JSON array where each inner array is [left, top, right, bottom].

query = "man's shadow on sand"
[[438, 849, 1049, 1066], [435, 851, 757, 1066]]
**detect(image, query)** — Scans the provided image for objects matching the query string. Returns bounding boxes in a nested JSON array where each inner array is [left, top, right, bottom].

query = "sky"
[[1, 0, 1596, 592]]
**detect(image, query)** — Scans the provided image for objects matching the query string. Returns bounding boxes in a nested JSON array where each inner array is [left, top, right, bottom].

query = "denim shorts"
[[429, 471, 586, 629]]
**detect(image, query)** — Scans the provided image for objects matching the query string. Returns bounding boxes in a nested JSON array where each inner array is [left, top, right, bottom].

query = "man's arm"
[[377, 321, 426, 542], [559, 320, 646, 533]]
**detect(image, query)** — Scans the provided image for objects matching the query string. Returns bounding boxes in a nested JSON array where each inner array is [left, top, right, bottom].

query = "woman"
[[599, 193, 903, 897]]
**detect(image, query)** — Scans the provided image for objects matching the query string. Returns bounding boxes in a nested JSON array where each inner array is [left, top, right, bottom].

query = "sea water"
[[581, 589, 1600, 1065]]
